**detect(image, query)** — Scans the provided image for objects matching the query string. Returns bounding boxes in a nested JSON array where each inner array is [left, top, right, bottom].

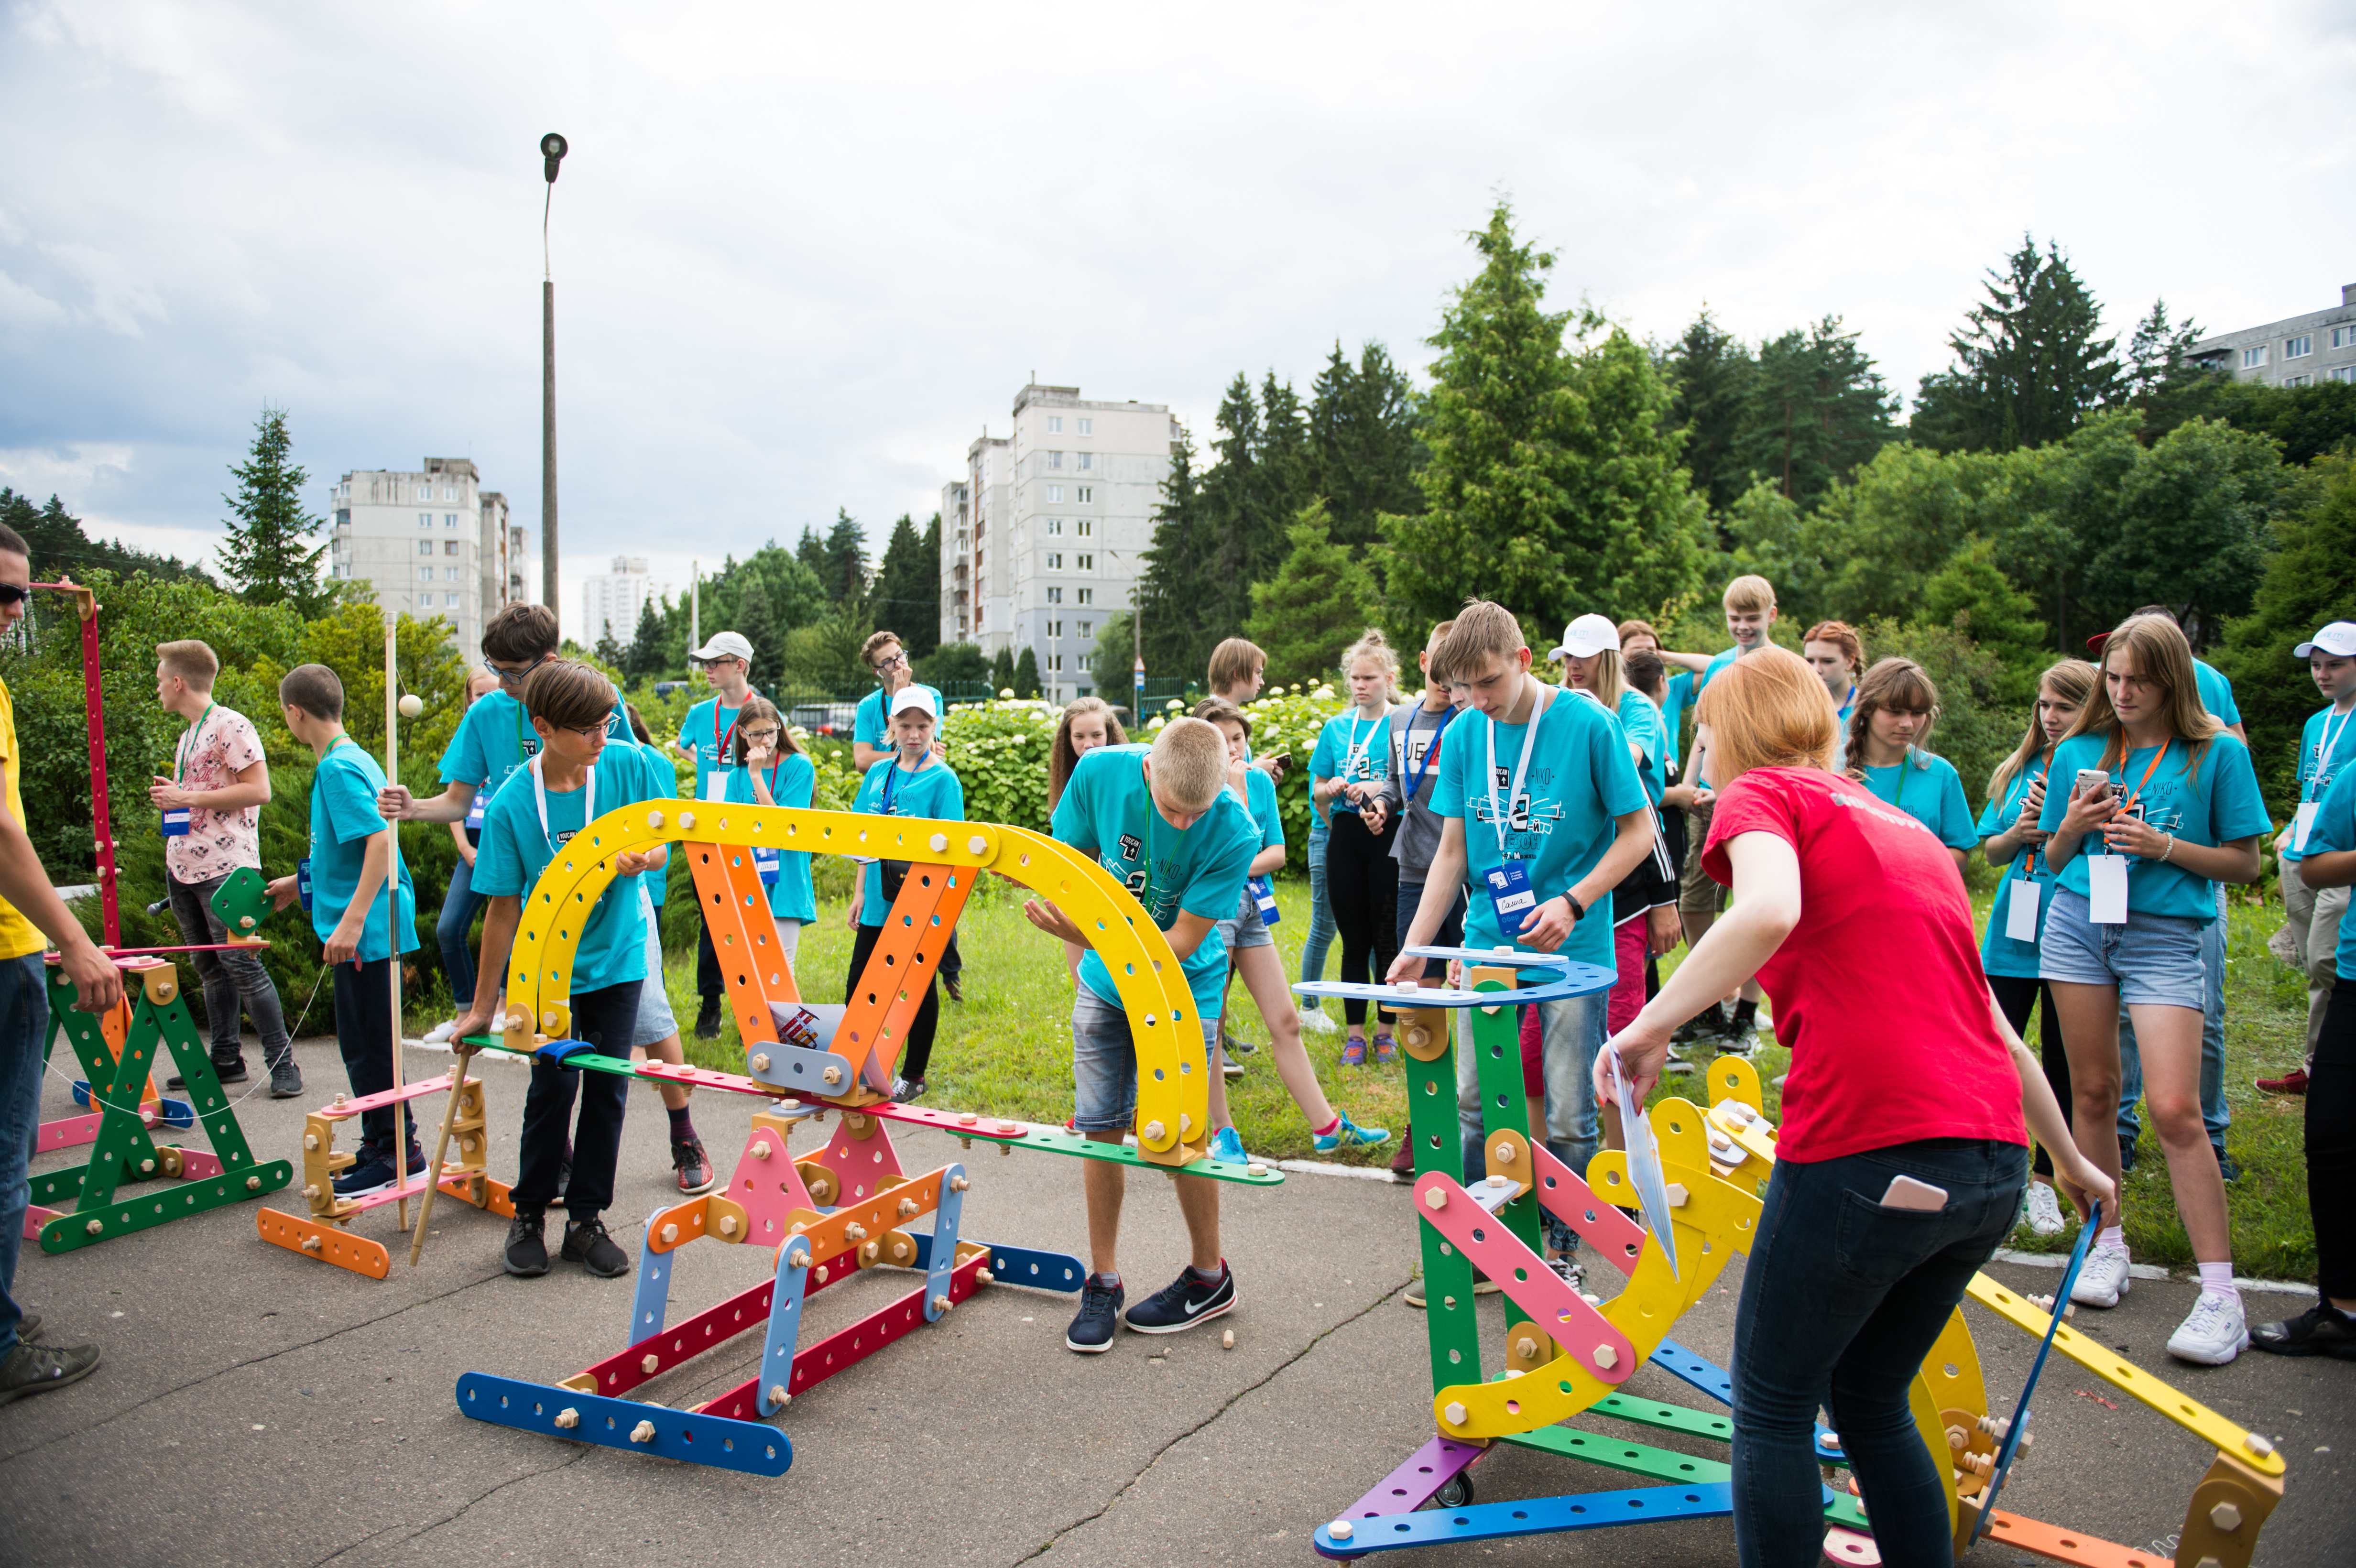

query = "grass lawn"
[[626, 869, 2313, 1284]]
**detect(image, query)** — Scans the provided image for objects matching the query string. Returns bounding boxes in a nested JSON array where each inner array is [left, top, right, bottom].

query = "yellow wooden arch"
[[488, 803, 1213, 1166]]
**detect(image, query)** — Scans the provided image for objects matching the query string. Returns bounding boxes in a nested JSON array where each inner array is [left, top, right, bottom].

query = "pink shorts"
[[1607, 916, 1648, 1035]]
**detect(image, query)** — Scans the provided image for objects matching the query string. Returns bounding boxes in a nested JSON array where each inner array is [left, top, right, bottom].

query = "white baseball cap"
[[2295, 621, 2356, 659], [688, 631, 755, 665], [1547, 614, 1621, 662], [889, 686, 938, 719]]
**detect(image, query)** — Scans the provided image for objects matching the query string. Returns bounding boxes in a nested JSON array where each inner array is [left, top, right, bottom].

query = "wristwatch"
[[1562, 892, 1587, 924]]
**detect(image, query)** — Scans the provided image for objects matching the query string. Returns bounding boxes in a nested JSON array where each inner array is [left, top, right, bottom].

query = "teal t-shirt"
[[2287, 701, 2356, 862], [1859, 751, 1976, 850], [2037, 732, 2270, 925], [1974, 762, 2055, 979], [1658, 669, 1693, 770], [1310, 708, 1394, 822], [855, 684, 946, 748], [2193, 659, 2241, 726], [438, 688, 628, 805], [1236, 765, 1284, 855], [597, 741, 678, 908], [1051, 744, 1256, 1021], [677, 695, 751, 802], [2297, 764, 2356, 979], [471, 756, 668, 994], [1694, 645, 1742, 694], [850, 755, 966, 926], [1434, 683, 1648, 972], [726, 752, 819, 922], [306, 739, 418, 963], [1613, 688, 1667, 806]]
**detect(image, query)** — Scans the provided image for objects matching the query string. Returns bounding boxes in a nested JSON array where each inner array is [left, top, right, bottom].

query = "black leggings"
[[1324, 810, 1398, 1027], [1989, 974, 2071, 1179], [847, 921, 940, 1084], [2311, 986, 2356, 1301]]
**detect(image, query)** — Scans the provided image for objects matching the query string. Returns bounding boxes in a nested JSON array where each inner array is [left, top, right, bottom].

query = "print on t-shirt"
[[1479, 761, 1567, 841]]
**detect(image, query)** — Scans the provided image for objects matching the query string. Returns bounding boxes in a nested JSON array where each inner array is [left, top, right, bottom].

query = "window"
[[1077, 418, 1092, 436], [1050, 653, 1064, 673], [1047, 416, 1063, 433], [1047, 620, 1062, 638], [445, 513, 460, 528], [2284, 373, 2314, 388], [1047, 451, 1064, 470], [1046, 485, 1063, 502], [418, 540, 435, 556], [1076, 452, 1093, 472], [1077, 554, 1093, 570], [955, 531, 968, 550], [2335, 326, 2356, 349], [1078, 620, 1092, 638], [2243, 345, 2269, 369], [1076, 487, 1092, 502], [1047, 587, 1063, 604], [1077, 588, 1093, 605], [2333, 366, 2356, 383], [1046, 553, 1062, 569], [444, 540, 460, 555], [448, 593, 464, 607], [1077, 519, 1093, 536], [1046, 519, 1063, 536], [418, 566, 434, 581], [419, 513, 434, 529], [2286, 335, 2314, 359]]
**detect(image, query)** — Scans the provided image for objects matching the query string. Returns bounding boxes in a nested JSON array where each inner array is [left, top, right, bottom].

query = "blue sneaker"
[[1066, 1276, 1125, 1353], [1313, 1111, 1391, 1153], [1208, 1126, 1248, 1165], [1125, 1263, 1237, 1334]]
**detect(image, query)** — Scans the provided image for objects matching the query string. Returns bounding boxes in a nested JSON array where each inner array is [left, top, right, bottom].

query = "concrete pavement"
[[3, 1034, 2350, 1567]]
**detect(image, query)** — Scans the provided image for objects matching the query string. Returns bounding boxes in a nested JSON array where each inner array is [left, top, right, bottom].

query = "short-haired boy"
[[1022, 718, 1258, 1352], [851, 632, 960, 1001], [148, 639, 298, 1096], [448, 661, 673, 1278], [265, 664, 420, 1196], [678, 630, 758, 1035]]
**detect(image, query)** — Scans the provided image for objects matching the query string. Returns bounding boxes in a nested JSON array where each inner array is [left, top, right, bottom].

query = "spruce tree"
[[1013, 645, 1043, 698], [1910, 235, 2122, 453], [1135, 430, 1218, 680], [625, 595, 667, 682], [1663, 309, 1756, 516], [820, 509, 870, 605], [1308, 341, 1423, 556], [218, 406, 328, 612], [1731, 317, 1897, 510], [871, 512, 938, 656], [1244, 502, 1381, 688], [990, 645, 1016, 695]]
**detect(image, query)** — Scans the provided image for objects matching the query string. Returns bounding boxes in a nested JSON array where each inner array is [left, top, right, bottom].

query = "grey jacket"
[[1376, 697, 1466, 882]]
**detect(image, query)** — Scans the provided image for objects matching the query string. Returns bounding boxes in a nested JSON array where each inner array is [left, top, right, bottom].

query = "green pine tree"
[[990, 645, 1017, 695], [1911, 236, 2123, 453], [734, 570, 782, 687], [1663, 308, 1756, 517], [871, 512, 938, 657], [218, 406, 328, 612], [820, 509, 870, 605], [624, 595, 667, 682], [1730, 317, 1898, 510], [1308, 341, 1424, 558], [1135, 430, 1217, 680], [1245, 501, 1382, 688], [1012, 644, 1043, 698]]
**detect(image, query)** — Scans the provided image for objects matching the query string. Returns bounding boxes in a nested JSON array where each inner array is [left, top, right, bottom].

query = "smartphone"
[[2072, 768, 2113, 799]]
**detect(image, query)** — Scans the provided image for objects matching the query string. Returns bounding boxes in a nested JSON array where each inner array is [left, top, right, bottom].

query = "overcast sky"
[[3, 1, 2351, 626]]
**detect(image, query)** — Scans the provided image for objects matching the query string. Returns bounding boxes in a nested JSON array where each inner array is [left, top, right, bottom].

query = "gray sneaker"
[[0, 1339, 101, 1406], [268, 1057, 305, 1099]]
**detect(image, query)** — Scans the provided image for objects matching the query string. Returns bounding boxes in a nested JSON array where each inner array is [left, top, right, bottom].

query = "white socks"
[[2197, 1261, 2238, 1301], [2096, 1225, 2127, 1254]]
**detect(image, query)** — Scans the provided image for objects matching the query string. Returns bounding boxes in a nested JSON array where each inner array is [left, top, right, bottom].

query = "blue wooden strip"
[[757, 1236, 812, 1416], [1313, 1481, 1734, 1557], [626, 1205, 677, 1344], [1647, 1338, 1843, 1465], [923, 1163, 966, 1322], [456, 1372, 790, 1477]]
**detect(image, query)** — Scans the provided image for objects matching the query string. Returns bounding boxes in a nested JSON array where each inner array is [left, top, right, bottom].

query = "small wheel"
[[1432, 1474, 1474, 1509]]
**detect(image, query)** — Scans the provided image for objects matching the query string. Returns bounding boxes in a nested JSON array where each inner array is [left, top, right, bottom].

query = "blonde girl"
[[1310, 630, 1404, 1064]]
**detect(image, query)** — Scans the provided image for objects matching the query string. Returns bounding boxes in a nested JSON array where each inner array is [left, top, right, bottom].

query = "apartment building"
[[329, 457, 532, 665], [581, 555, 667, 650], [939, 383, 1178, 702], [2186, 283, 2356, 388]]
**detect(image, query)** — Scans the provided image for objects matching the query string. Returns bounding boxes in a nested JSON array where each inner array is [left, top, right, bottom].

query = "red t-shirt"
[[1702, 767, 2024, 1163]]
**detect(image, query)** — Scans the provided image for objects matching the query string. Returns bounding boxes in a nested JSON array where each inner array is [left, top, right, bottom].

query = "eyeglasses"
[[873, 652, 908, 671], [488, 661, 534, 685], [0, 584, 27, 607], [742, 727, 781, 742], [556, 721, 606, 740]]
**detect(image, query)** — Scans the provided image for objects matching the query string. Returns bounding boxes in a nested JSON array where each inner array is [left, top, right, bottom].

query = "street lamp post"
[[540, 132, 567, 628]]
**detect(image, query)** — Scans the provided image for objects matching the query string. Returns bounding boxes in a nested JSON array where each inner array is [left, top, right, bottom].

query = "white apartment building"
[[939, 383, 1178, 702], [329, 457, 533, 666], [2187, 283, 2356, 387], [582, 556, 667, 650]]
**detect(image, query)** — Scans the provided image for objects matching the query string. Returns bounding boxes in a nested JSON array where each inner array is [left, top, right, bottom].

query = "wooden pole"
[[408, 1043, 476, 1268], [386, 614, 409, 1232]]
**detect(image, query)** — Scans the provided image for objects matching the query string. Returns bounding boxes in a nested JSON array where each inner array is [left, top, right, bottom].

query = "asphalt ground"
[[3, 1034, 2350, 1568]]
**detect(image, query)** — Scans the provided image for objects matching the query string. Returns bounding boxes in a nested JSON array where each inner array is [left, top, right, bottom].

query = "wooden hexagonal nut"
[[630, 1420, 656, 1444], [2209, 1502, 2243, 1533]]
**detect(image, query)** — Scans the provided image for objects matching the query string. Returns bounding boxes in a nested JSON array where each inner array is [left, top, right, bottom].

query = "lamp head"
[[541, 132, 568, 183]]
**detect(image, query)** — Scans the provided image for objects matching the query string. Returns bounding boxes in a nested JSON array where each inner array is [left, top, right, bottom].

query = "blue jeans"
[[1457, 987, 1604, 1254], [1732, 1138, 2025, 1568], [1299, 815, 1337, 1014], [436, 851, 487, 1010], [2116, 905, 2229, 1147], [1, 954, 51, 1358], [1070, 983, 1216, 1131]]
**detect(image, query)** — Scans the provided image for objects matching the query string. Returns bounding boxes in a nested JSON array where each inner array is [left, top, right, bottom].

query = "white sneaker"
[[2167, 1290, 2248, 1365], [2072, 1245, 2132, 1308], [1299, 1007, 1338, 1034], [2024, 1184, 2066, 1237], [422, 1020, 457, 1045]]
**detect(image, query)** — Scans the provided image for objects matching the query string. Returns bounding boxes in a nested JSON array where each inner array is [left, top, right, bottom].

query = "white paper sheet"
[[2087, 855, 2129, 924], [2294, 801, 2320, 852], [2004, 879, 2042, 943]]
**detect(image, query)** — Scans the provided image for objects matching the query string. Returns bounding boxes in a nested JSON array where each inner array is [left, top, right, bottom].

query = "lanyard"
[[1341, 711, 1382, 779], [1891, 750, 1910, 811], [711, 697, 742, 760], [2311, 705, 2356, 799], [2014, 762, 2047, 881], [1402, 704, 1452, 802], [175, 702, 217, 784], [1485, 683, 1555, 858], [2102, 735, 2174, 813], [881, 753, 926, 816], [530, 753, 594, 852]]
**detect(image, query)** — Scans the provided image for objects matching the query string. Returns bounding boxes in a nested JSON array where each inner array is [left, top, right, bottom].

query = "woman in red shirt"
[[1600, 647, 2111, 1568]]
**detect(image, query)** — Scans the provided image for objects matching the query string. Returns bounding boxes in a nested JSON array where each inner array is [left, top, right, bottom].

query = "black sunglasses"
[[0, 584, 26, 607]]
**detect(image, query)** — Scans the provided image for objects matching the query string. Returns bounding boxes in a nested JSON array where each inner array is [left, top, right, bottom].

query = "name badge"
[[2087, 855, 2130, 925], [2004, 878, 2042, 943], [161, 808, 192, 838], [1249, 874, 1281, 926], [464, 790, 487, 832], [704, 774, 731, 803], [1484, 860, 1537, 928], [296, 857, 315, 914], [2294, 801, 2320, 852], [753, 845, 781, 887]]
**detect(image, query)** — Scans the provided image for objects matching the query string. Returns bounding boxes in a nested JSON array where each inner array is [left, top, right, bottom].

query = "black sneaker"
[[561, 1216, 632, 1278], [673, 1138, 716, 1196], [1671, 1006, 1727, 1046], [267, 1058, 304, 1099], [1124, 1262, 1237, 1335], [332, 1153, 399, 1199], [0, 1339, 100, 1406], [168, 1056, 247, 1089], [1224, 1030, 1257, 1057], [2214, 1144, 2242, 1184], [2118, 1136, 2138, 1175], [2251, 1301, 2356, 1360], [891, 1077, 927, 1104], [503, 1213, 549, 1277], [693, 1000, 722, 1041], [1065, 1276, 1125, 1353]]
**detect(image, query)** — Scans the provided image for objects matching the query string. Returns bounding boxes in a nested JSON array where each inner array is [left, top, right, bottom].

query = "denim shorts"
[[631, 890, 679, 1048], [1071, 982, 1217, 1132], [1215, 886, 1275, 952], [2038, 887, 2206, 1009], [1396, 881, 1466, 955]]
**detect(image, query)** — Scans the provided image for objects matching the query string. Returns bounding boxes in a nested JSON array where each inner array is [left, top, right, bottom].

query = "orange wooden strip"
[[839, 863, 970, 1087], [1982, 1510, 2167, 1568], [255, 1207, 390, 1280]]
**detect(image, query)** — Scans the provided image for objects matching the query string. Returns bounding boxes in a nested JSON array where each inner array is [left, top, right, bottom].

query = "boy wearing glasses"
[[853, 631, 960, 1000], [678, 631, 758, 1037], [447, 661, 673, 1279]]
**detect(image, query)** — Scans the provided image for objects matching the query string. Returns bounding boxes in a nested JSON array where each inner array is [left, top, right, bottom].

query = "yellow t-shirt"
[[0, 676, 47, 960]]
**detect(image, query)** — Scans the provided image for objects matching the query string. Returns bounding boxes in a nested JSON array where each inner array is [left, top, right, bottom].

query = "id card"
[[464, 789, 487, 832], [704, 774, 731, 803], [753, 845, 781, 887], [1484, 860, 1536, 927], [295, 857, 314, 914], [2004, 878, 2041, 943], [2294, 801, 2320, 852], [1249, 874, 1281, 926], [161, 808, 192, 838], [2087, 854, 2129, 925]]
